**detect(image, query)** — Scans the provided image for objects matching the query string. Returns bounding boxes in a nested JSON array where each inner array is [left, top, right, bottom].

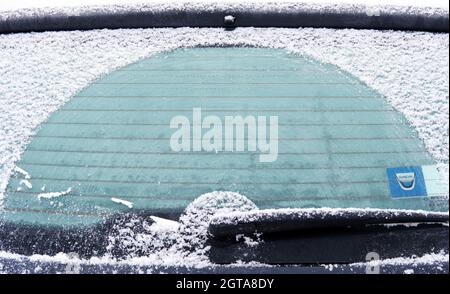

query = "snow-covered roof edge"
[[1, 2, 448, 34]]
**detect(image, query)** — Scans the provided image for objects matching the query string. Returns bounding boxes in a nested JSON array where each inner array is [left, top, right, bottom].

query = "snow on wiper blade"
[[208, 208, 449, 238]]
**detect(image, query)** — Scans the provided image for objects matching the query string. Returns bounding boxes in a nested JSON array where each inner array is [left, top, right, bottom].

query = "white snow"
[[211, 207, 450, 226], [103, 192, 257, 265], [0, 247, 447, 273], [383, 222, 449, 228], [111, 197, 134, 208], [0, 192, 268, 271], [354, 250, 449, 268], [149, 215, 180, 231], [0, 0, 448, 13], [0, 249, 272, 273], [236, 233, 263, 247], [19, 179, 32, 189], [14, 166, 30, 179], [0, 191, 448, 270], [37, 187, 72, 199]]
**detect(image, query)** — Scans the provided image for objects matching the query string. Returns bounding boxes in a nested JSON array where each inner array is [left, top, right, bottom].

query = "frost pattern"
[[0, 28, 448, 204]]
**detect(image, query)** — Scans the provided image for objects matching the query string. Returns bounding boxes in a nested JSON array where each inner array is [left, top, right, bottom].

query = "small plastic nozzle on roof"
[[224, 15, 236, 28]]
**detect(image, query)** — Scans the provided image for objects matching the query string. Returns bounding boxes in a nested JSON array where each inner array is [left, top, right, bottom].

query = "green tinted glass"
[[2, 47, 447, 227]]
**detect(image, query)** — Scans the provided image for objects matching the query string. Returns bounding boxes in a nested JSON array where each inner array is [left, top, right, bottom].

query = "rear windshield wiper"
[[208, 208, 449, 238]]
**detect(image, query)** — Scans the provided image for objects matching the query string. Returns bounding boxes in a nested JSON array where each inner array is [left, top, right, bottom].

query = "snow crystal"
[[19, 179, 32, 189], [14, 166, 30, 179], [235, 233, 263, 247], [105, 213, 177, 259], [111, 197, 134, 208], [149, 216, 180, 232], [37, 187, 72, 199], [354, 250, 449, 268], [177, 191, 258, 257], [211, 207, 450, 227]]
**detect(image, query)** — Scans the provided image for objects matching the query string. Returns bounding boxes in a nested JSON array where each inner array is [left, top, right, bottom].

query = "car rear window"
[[2, 47, 447, 228]]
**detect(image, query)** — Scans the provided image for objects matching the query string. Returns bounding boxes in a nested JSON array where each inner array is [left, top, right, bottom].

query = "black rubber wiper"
[[208, 208, 449, 239]]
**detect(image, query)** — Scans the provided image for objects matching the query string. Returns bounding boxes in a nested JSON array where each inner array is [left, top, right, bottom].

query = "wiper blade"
[[208, 208, 449, 238]]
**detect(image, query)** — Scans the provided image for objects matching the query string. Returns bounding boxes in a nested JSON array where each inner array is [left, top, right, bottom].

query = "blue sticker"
[[386, 166, 427, 198]]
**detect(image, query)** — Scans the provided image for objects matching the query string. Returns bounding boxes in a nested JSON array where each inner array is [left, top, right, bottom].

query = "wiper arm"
[[208, 208, 449, 238]]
